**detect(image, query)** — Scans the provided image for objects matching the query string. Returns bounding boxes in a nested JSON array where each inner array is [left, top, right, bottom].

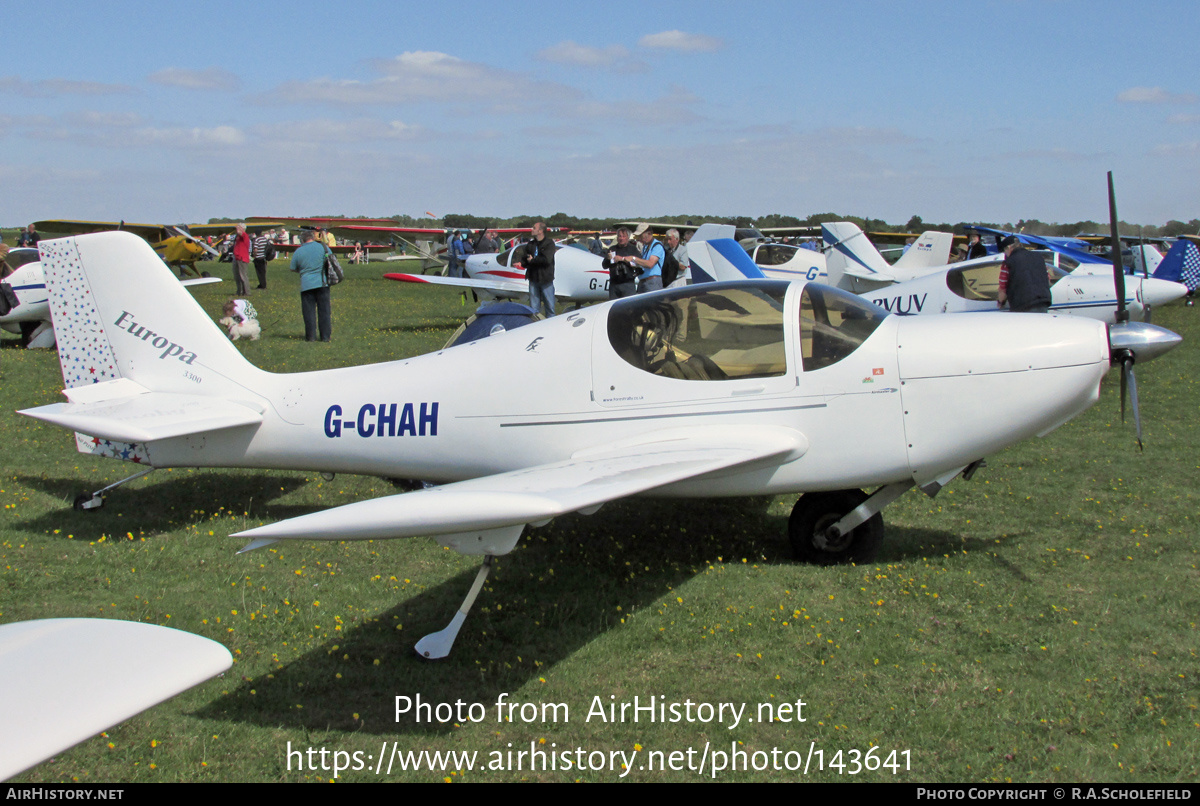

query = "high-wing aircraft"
[[31, 219, 243, 276], [384, 240, 612, 304], [19, 230, 1180, 659]]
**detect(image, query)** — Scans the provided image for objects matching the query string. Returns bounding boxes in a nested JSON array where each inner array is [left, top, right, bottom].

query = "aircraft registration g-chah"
[[20, 230, 1181, 658]]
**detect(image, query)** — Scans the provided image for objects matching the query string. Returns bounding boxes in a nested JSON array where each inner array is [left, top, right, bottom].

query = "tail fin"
[[36, 232, 266, 461], [1151, 240, 1200, 292], [688, 239, 766, 284], [40, 232, 260, 392], [821, 222, 894, 291], [892, 231, 954, 270]]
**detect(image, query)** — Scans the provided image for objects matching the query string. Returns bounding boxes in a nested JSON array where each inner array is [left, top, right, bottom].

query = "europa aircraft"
[[20, 231, 1180, 658]]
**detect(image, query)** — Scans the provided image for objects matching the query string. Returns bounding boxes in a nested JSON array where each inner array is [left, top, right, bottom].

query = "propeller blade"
[[1119, 358, 1128, 423], [1125, 359, 1143, 451], [1108, 172, 1128, 324]]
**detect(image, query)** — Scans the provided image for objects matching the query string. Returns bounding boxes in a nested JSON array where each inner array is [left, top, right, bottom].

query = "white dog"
[[220, 299, 261, 341]]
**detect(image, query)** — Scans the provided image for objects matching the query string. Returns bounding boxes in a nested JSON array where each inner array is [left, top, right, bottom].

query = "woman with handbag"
[[289, 230, 333, 342]]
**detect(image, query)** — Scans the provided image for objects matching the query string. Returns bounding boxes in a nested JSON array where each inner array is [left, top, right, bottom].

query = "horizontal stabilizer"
[[0, 618, 231, 781], [233, 425, 807, 552], [21, 390, 263, 444]]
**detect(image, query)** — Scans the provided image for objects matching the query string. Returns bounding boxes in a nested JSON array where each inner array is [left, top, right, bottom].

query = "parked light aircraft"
[[802, 223, 1187, 322], [1, 247, 53, 347], [384, 240, 612, 304], [0, 247, 217, 349], [689, 222, 955, 288], [31, 219, 243, 275], [20, 231, 1180, 658]]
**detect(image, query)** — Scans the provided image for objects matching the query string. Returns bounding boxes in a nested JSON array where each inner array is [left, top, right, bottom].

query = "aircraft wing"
[[233, 425, 806, 553], [384, 271, 529, 296], [617, 221, 701, 235], [188, 222, 283, 237], [33, 220, 172, 242], [0, 618, 231, 781], [759, 225, 821, 237], [20, 379, 264, 444]]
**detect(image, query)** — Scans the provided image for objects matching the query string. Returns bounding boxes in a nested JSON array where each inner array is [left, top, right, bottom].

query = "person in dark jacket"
[[602, 227, 641, 299], [997, 236, 1052, 313], [519, 221, 556, 316]]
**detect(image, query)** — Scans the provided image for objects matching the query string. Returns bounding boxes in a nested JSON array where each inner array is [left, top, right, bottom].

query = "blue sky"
[[2, 0, 1197, 227]]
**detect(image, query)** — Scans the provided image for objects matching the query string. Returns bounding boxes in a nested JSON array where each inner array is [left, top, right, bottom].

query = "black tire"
[[788, 490, 883, 565], [73, 493, 100, 512]]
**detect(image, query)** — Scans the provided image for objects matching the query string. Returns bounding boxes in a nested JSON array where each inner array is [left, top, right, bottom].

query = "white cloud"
[[536, 41, 647, 73], [148, 67, 241, 92], [567, 85, 702, 127], [132, 125, 245, 148], [638, 30, 722, 53], [1152, 141, 1200, 156], [253, 118, 423, 144], [1116, 86, 1197, 104], [0, 76, 134, 97], [267, 51, 580, 107]]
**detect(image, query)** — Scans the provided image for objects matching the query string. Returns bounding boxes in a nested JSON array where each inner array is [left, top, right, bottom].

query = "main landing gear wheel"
[[74, 493, 103, 511], [789, 489, 883, 565]]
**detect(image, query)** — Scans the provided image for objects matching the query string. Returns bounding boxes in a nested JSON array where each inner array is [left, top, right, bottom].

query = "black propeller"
[[1104, 171, 1181, 450]]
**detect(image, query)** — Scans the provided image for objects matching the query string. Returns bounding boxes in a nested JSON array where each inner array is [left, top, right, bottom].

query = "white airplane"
[[0, 618, 231, 781], [384, 241, 612, 304], [19, 232, 1180, 659], [832, 224, 1185, 322], [859, 255, 1186, 322], [696, 232, 1186, 325], [1, 248, 219, 350], [1, 247, 54, 348]]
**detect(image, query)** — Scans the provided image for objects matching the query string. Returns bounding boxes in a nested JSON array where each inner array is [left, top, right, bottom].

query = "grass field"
[[2, 258, 1197, 783]]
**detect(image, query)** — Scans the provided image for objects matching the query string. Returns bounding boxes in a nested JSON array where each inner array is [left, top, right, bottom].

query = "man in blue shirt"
[[447, 231, 473, 278], [290, 230, 332, 341], [631, 223, 665, 293]]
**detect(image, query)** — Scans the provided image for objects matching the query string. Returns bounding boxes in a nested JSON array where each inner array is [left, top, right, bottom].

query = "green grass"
[[2, 262, 1197, 782]]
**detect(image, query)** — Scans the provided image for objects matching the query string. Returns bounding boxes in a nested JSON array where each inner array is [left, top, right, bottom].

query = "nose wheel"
[[788, 489, 884, 565]]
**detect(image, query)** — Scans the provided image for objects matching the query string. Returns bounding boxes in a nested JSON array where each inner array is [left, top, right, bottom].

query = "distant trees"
[[203, 211, 1199, 237]]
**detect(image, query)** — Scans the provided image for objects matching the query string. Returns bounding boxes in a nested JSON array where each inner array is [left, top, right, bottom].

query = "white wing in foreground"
[[0, 619, 232, 781]]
